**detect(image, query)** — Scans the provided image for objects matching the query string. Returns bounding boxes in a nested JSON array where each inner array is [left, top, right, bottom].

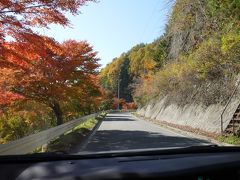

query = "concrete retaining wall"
[[137, 93, 240, 134]]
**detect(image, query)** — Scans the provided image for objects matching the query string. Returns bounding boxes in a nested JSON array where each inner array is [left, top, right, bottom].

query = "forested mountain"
[[99, 0, 240, 108]]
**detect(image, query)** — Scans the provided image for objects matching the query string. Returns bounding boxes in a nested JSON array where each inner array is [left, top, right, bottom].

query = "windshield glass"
[[0, 0, 239, 156]]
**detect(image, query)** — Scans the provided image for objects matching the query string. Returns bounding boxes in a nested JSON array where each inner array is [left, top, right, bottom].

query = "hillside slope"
[[100, 0, 240, 133]]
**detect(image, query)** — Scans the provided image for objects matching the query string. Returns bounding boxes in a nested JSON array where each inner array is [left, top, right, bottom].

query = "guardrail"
[[0, 113, 99, 155]]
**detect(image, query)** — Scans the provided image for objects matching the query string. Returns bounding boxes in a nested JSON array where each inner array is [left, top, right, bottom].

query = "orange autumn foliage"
[[18, 40, 98, 92], [0, 90, 24, 105], [10, 40, 100, 124], [0, 0, 96, 106], [1, 36, 62, 70], [0, 0, 94, 43], [122, 102, 137, 110]]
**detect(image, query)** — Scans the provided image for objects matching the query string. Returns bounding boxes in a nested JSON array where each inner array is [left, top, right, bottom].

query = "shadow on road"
[[103, 116, 136, 121], [81, 129, 210, 152]]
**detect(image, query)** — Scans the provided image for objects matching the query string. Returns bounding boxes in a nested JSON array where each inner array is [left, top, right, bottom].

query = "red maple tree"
[[5, 40, 100, 125], [0, 0, 96, 107]]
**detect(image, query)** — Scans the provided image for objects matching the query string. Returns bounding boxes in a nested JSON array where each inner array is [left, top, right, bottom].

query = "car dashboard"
[[1, 146, 240, 180]]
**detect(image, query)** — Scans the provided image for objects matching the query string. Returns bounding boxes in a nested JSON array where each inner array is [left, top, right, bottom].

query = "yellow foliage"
[[221, 32, 240, 53]]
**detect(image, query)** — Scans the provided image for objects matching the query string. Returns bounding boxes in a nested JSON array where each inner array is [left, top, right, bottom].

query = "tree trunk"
[[50, 100, 63, 125], [88, 105, 91, 115]]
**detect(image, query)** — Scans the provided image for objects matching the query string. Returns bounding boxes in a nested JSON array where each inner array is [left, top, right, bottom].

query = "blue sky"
[[39, 0, 174, 68]]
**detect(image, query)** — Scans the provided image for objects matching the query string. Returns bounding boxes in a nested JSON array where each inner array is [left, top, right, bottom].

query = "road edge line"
[[73, 115, 104, 153], [131, 113, 234, 146]]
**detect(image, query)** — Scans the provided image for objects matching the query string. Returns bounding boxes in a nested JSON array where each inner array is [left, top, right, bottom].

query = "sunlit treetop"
[[0, 0, 95, 42]]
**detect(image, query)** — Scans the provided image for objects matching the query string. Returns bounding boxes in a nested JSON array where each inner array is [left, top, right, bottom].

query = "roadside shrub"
[[0, 115, 29, 143], [0, 100, 53, 144], [122, 102, 137, 110]]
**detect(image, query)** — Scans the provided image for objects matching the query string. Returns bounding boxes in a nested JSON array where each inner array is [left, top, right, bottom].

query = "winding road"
[[79, 112, 211, 153]]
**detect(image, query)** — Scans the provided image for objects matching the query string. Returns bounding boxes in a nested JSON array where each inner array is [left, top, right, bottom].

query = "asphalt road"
[[79, 112, 211, 152]]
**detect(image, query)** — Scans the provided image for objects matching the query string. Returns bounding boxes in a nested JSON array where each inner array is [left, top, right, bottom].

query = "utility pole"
[[117, 77, 120, 110], [117, 64, 123, 110]]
